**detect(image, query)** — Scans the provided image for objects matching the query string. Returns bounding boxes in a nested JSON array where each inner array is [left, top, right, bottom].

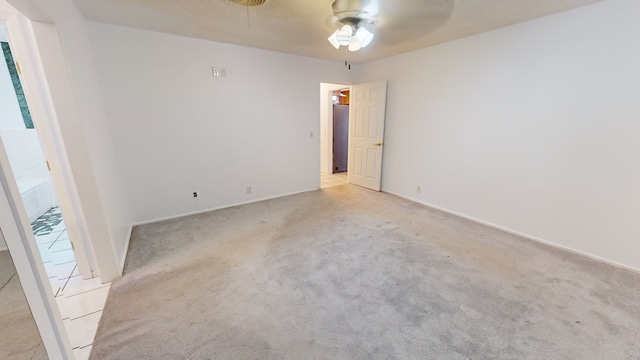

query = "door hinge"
[[46, 161, 51, 171], [16, 62, 22, 75], [71, 241, 75, 251]]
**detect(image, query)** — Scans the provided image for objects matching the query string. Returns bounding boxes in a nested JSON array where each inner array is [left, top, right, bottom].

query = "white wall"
[[356, 0, 640, 271], [0, 130, 47, 182], [0, 43, 49, 185], [87, 23, 351, 224]]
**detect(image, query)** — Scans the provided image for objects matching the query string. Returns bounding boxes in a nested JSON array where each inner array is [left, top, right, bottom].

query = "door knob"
[[374, 142, 383, 147]]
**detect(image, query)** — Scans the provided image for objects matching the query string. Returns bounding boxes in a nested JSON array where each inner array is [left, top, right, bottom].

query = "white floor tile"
[[72, 345, 92, 360], [49, 239, 72, 253], [56, 230, 69, 241], [37, 241, 54, 251], [321, 172, 349, 188], [34, 231, 63, 244], [51, 249, 76, 265], [49, 277, 61, 296], [52, 262, 77, 280], [42, 262, 59, 279], [31, 207, 109, 358], [39, 250, 52, 263], [56, 274, 81, 295], [60, 275, 109, 297], [52, 221, 67, 232], [63, 311, 102, 348], [56, 285, 110, 320]]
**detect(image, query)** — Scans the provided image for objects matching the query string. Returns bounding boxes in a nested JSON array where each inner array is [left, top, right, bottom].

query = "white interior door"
[[347, 80, 387, 191]]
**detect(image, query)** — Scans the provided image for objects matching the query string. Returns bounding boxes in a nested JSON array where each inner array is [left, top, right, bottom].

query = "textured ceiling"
[[71, 0, 601, 63]]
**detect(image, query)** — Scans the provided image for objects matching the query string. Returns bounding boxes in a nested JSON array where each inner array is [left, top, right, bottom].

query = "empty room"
[[0, 0, 638, 359]]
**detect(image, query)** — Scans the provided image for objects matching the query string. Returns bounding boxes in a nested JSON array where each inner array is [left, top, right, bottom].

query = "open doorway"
[[1, 20, 109, 358], [321, 81, 388, 192], [1, 23, 81, 295], [1, 28, 78, 285], [320, 83, 351, 188]]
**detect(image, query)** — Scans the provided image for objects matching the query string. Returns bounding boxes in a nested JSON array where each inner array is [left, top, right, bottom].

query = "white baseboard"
[[120, 224, 134, 273], [133, 188, 319, 227], [129, 186, 639, 275], [383, 189, 640, 275]]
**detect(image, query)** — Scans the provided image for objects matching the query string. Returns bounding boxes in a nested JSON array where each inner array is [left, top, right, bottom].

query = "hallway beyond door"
[[32, 207, 109, 359]]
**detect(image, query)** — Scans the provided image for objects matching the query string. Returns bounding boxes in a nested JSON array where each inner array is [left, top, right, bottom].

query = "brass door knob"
[[374, 142, 383, 147]]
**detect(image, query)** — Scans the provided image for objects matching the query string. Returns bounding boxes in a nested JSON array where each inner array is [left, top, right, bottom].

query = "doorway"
[[1, 24, 82, 293], [320, 81, 388, 191], [320, 83, 351, 189], [333, 90, 349, 173], [1, 20, 108, 358]]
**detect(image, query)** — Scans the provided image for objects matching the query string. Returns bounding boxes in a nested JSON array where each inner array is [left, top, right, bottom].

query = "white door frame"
[[0, 136, 73, 358], [0, 6, 94, 358], [2, 9, 96, 278], [320, 83, 351, 176]]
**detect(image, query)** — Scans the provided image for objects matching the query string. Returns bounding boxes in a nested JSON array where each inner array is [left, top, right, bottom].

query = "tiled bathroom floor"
[[33, 207, 109, 359], [321, 171, 348, 188]]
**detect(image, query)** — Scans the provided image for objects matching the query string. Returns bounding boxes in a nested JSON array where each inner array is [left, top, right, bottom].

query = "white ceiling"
[[71, 0, 601, 64]]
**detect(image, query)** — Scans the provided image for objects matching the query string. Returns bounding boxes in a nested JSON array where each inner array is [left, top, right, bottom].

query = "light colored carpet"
[[91, 185, 640, 359], [0, 251, 48, 359]]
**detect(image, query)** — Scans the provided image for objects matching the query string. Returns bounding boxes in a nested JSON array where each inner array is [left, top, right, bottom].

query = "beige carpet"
[[91, 185, 640, 359], [0, 251, 48, 359]]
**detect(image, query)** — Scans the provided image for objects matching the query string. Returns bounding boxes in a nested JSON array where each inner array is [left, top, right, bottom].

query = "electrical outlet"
[[193, 192, 198, 198], [212, 67, 220, 77], [416, 186, 421, 194], [246, 186, 252, 194]]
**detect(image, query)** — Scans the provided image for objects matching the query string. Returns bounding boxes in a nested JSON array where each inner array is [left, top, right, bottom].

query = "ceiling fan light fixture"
[[348, 36, 362, 51], [355, 26, 374, 48], [327, 22, 374, 52], [328, 30, 341, 49], [336, 24, 353, 46], [327, 0, 377, 53]]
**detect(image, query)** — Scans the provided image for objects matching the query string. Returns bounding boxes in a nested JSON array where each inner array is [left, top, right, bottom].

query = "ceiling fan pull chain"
[[345, 45, 351, 70]]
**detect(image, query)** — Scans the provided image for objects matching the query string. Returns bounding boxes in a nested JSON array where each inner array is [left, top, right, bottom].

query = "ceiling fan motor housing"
[[332, 0, 378, 26]]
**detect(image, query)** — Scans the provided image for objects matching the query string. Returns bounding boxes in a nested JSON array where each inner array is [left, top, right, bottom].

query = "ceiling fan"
[[327, 0, 378, 52]]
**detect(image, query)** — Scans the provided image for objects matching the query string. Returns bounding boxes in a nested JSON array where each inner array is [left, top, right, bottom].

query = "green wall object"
[[2, 41, 34, 129]]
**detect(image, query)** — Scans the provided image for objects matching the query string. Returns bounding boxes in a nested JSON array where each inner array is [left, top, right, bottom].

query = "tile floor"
[[320, 171, 348, 188], [33, 207, 110, 360]]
